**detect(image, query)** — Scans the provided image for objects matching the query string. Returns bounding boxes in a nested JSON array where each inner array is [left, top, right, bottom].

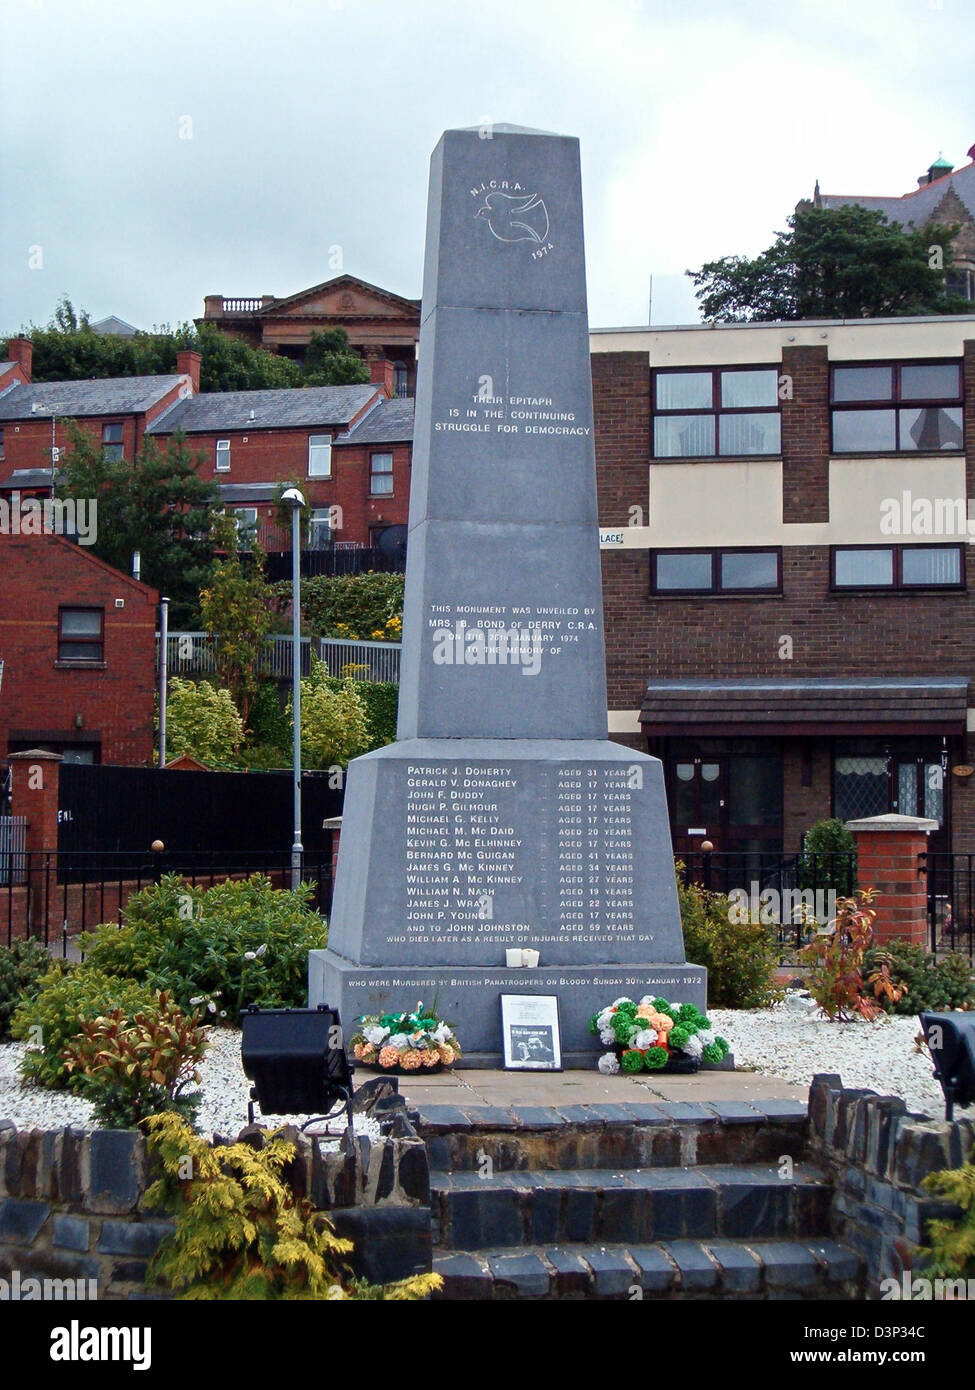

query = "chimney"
[[176, 349, 201, 394], [367, 355, 395, 397], [203, 295, 224, 318], [7, 337, 32, 381]]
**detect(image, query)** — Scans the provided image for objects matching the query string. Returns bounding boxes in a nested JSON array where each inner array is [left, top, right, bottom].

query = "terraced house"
[[592, 313, 975, 863]]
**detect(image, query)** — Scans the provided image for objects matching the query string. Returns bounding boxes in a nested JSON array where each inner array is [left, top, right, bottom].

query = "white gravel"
[[709, 994, 946, 1118], [0, 1028, 380, 1147]]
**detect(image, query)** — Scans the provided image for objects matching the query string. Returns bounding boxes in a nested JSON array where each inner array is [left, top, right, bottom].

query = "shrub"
[[290, 571, 405, 639], [0, 939, 59, 1042], [61, 991, 208, 1129], [291, 664, 370, 769], [79, 873, 328, 1020], [11, 967, 161, 1091], [165, 678, 245, 766], [863, 941, 975, 1015], [144, 1112, 442, 1300], [677, 867, 779, 1009], [918, 1162, 975, 1279], [800, 889, 903, 1021], [342, 679, 398, 751], [798, 817, 857, 895]]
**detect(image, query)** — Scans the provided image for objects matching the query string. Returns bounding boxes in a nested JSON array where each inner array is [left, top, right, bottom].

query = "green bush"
[[246, 678, 292, 752], [79, 873, 328, 1020], [678, 867, 780, 1009], [144, 1112, 441, 1300], [11, 967, 161, 1091], [0, 939, 59, 1042], [165, 677, 245, 767], [863, 941, 975, 1015], [798, 817, 857, 895], [62, 991, 208, 1129], [919, 1162, 975, 1279], [328, 678, 398, 751], [287, 571, 405, 639]]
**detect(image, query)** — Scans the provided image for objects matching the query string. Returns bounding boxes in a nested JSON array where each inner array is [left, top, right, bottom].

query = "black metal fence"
[[679, 850, 858, 950], [2, 847, 333, 949], [922, 853, 975, 961], [58, 763, 342, 862], [264, 546, 405, 581]]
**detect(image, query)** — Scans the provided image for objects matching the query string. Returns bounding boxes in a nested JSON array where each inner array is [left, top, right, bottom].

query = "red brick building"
[[0, 532, 158, 765], [591, 314, 975, 860], [0, 339, 200, 498], [200, 274, 420, 395], [146, 388, 414, 552]]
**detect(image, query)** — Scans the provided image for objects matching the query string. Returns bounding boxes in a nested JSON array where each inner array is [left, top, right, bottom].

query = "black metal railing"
[[2, 848, 333, 949], [922, 852, 975, 961], [678, 850, 858, 949]]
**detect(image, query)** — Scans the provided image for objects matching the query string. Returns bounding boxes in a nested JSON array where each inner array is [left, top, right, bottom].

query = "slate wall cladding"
[[808, 1074, 974, 1290], [0, 1087, 432, 1298]]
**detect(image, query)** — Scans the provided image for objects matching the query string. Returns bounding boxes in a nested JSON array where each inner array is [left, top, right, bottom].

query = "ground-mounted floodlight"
[[240, 1003, 355, 1132], [919, 1011, 975, 1121]]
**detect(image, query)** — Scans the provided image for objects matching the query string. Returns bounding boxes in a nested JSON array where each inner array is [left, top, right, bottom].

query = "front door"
[[670, 756, 725, 856], [894, 755, 949, 852]]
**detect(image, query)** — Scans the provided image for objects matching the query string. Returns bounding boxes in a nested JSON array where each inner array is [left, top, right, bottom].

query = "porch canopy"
[[639, 677, 969, 737]]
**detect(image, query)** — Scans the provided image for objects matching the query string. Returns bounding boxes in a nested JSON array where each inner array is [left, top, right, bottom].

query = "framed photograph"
[[500, 994, 563, 1071]]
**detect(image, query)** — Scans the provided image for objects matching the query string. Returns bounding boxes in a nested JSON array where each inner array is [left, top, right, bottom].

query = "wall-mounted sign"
[[599, 530, 625, 547], [952, 765, 974, 778]]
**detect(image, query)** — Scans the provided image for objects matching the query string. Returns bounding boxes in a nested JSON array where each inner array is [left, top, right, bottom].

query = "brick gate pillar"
[[8, 749, 63, 936], [845, 813, 938, 947]]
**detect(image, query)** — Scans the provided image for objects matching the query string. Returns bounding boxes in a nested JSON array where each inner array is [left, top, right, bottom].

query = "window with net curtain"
[[653, 367, 780, 458]]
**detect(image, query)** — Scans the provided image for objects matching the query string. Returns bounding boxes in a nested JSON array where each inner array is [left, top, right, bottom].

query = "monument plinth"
[[310, 125, 705, 1064]]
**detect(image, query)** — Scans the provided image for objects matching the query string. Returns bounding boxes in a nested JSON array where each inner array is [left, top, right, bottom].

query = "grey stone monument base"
[[310, 950, 708, 1069]]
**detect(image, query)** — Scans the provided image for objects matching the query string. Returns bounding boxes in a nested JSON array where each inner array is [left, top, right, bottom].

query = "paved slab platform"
[[398, 1067, 807, 1110]]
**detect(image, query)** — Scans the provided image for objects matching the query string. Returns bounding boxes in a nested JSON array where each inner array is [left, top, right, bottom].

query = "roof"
[[0, 376, 184, 421], [0, 468, 61, 490], [90, 315, 139, 336], [260, 274, 420, 317], [218, 483, 278, 503], [818, 159, 975, 227], [335, 396, 414, 446], [640, 677, 968, 734], [147, 384, 380, 435]]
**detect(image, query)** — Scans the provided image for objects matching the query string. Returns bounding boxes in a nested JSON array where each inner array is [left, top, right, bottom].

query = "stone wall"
[[0, 1081, 431, 1299], [808, 1073, 973, 1292]]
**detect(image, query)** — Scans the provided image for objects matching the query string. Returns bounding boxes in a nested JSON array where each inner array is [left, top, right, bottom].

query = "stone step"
[[433, 1237, 862, 1299], [417, 1098, 809, 1173], [431, 1162, 832, 1250]]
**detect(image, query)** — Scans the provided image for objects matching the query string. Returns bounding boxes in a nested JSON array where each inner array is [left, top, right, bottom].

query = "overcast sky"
[[1, 0, 973, 337]]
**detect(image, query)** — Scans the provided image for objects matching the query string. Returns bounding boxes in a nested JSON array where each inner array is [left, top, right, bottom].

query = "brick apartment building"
[[199, 274, 420, 394], [0, 338, 414, 552], [0, 532, 158, 765], [591, 313, 975, 860], [146, 389, 414, 553], [0, 339, 199, 496]]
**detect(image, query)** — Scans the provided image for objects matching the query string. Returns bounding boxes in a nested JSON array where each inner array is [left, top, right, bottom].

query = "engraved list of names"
[[390, 761, 647, 955]]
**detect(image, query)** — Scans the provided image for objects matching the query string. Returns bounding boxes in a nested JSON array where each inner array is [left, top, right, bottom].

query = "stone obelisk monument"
[[310, 124, 704, 1064]]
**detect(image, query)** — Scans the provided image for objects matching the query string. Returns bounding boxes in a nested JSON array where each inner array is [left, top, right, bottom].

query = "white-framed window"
[[233, 507, 258, 544], [309, 507, 334, 550], [370, 451, 394, 495], [101, 422, 124, 460], [308, 433, 332, 478], [216, 438, 231, 472]]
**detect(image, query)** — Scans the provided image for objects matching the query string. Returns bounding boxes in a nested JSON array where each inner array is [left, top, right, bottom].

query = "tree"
[[56, 424, 219, 626], [290, 662, 370, 769], [687, 205, 972, 323], [302, 327, 370, 386], [164, 679, 245, 766], [2, 299, 370, 391], [199, 514, 275, 733]]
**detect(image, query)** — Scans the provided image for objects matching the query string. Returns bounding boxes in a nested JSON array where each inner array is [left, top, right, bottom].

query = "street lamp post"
[[281, 488, 306, 889]]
